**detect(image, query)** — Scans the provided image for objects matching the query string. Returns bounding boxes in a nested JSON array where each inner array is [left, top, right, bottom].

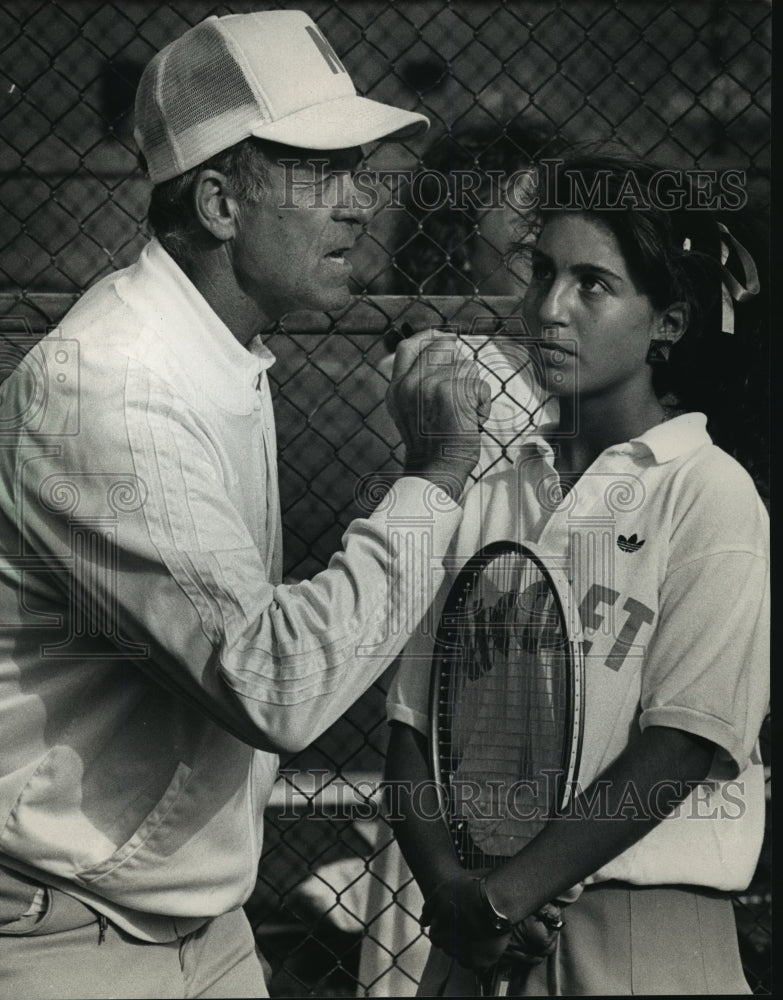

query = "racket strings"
[[437, 552, 571, 865]]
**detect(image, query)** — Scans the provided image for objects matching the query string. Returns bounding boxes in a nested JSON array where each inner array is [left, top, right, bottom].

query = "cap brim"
[[248, 95, 428, 150]]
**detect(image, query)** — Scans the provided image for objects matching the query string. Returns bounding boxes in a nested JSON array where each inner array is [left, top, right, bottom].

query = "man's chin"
[[312, 286, 353, 314], [275, 285, 353, 320]]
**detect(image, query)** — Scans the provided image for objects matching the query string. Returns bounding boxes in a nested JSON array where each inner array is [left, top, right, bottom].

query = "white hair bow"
[[682, 224, 760, 334]]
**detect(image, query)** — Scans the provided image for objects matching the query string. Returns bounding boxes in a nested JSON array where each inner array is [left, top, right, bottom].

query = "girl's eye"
[[579, 275, 606, 294]]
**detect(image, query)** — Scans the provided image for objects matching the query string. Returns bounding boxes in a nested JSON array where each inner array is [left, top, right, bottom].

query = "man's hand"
[[420, 873, 511, 971], [386, 330, 490, 501]]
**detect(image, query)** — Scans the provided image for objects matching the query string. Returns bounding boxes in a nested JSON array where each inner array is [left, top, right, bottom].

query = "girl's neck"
[[553, 391, 667, 478]]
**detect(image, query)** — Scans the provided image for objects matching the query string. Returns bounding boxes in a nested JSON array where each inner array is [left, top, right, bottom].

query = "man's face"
[[231, 146, 376, 320]]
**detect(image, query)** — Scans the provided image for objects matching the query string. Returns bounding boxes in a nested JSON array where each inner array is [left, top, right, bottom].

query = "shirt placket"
[[254, 372, 281, 584]]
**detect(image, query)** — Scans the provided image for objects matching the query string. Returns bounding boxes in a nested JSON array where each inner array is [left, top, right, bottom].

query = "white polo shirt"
[[387, 414, 769, 890]]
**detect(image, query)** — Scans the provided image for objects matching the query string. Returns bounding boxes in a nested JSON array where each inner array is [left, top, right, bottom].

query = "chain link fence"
[[0, 0, 771, 995]]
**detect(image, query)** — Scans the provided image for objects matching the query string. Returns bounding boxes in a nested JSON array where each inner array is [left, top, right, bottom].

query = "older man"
[[0, 11, 487, 997]]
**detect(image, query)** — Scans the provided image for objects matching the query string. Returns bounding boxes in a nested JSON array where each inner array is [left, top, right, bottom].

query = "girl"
[[384, 155, 769, 995]]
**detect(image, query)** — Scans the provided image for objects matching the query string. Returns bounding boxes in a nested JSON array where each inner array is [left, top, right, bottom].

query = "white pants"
[[0, 893, 268, 1000]]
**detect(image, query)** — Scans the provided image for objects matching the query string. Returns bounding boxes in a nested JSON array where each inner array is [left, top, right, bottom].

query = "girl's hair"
[[518, 154, 768, 496]]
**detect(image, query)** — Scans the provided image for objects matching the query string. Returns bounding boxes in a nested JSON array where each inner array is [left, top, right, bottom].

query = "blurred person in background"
[[393, 121, 561, 297], [377, 123, 566, 478]]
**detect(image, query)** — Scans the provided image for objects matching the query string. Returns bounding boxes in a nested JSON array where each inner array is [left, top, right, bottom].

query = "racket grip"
[[479, 967, 510, 996], [495, 973, 511, 997]]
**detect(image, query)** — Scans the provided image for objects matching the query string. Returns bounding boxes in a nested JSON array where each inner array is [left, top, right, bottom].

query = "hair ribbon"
[[683, 223, 760, 335]]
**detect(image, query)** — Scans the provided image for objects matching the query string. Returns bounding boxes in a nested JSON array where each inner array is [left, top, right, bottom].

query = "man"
[[0, 11, 487, 997]]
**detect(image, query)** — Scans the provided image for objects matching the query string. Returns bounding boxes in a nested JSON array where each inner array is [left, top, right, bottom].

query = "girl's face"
[[522, 214, 664, 402]]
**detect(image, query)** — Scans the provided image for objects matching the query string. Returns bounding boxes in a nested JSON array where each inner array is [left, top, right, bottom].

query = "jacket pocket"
[[75, 761, 192, 884]]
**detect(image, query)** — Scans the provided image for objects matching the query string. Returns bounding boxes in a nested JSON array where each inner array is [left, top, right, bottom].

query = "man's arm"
[[8, 333, 487, 755]]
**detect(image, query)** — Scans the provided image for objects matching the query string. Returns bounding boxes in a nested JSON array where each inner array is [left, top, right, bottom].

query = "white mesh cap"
[[134, 10, 429, 183]]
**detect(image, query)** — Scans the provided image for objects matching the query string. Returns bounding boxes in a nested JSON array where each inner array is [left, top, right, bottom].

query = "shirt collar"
[[619, 412, 710, 464], [512, 411, 710, 470], [120, 240, 276, 413]]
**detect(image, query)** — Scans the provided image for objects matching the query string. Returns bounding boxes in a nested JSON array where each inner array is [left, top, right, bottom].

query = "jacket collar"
[[116, 240, 276, 415]]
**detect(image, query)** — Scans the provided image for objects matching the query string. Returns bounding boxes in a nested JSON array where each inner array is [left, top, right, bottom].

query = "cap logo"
[[305, 25, 347, 75]]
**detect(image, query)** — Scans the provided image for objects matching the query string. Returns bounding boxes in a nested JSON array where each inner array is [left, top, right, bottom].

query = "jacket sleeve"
[[10, 359, 463, 754]]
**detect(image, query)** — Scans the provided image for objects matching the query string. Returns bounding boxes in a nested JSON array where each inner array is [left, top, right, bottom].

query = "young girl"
[[384, 155, 769, 995]]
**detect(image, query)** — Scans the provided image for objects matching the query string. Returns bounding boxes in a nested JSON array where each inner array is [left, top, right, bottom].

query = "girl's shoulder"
[[666, 440, 768, 555], [678, 436, 763, 498]]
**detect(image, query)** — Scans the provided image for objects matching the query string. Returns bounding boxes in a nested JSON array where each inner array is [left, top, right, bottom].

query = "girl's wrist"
[[477, 875, 513, 932], [483, 868, 529, 926], [420, 857, 462, 899]]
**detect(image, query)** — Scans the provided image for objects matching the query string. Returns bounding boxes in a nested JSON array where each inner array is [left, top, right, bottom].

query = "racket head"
[[429, 540, 584, 870]]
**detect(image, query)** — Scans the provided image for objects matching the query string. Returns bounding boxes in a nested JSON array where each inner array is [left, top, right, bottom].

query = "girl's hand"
[[420, 873, 511, 971], [505, 901, 564, 965], [421, 873, 564, 971]]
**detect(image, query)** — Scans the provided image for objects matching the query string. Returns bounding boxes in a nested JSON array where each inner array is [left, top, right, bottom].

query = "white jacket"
[[0, 241, 462, 940]]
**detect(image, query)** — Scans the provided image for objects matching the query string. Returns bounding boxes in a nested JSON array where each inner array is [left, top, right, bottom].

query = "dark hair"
[[139, 138, 271, 266], [518, 154, 769, 495], [394, 122, 563, 295]]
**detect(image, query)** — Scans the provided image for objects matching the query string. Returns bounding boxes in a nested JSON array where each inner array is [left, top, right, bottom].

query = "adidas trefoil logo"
[[617, 533, 645, 553]]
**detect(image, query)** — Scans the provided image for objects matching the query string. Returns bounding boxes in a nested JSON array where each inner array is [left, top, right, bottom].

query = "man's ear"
[[657, 302, 689, 344], [192, 170, 240, 241]]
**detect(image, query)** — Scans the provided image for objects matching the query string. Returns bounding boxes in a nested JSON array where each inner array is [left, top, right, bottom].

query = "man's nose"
[[331, 172, 385, 225]]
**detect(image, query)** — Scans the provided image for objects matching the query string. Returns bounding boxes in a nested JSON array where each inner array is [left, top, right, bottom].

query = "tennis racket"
[[429, 540, 585, 995]]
